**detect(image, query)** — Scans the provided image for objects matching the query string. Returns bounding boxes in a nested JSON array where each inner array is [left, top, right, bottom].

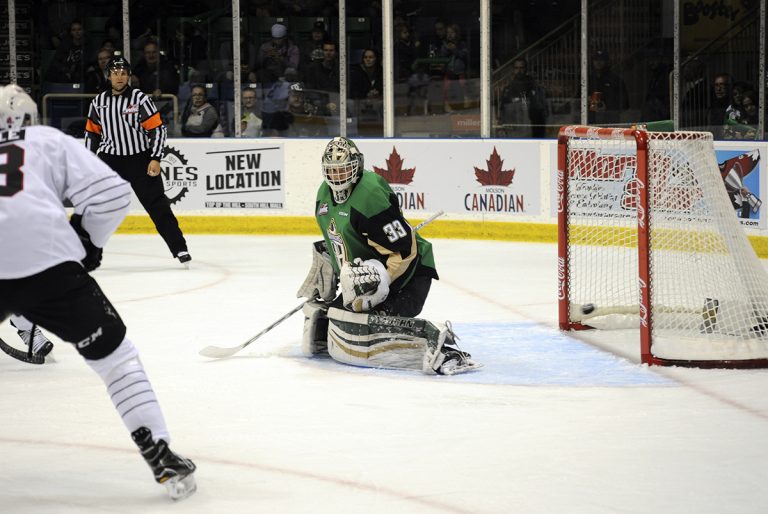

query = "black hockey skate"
[[131, 427, 197, 500], [176, 251, 192, 269]]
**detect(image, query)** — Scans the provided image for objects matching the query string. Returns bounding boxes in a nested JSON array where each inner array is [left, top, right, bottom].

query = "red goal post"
[[557, 125, 768, 368]]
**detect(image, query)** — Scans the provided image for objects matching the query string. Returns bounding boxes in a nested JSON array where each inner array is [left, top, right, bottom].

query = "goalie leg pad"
[[302, 300, 329, 356], [326, 307, 436, 370]]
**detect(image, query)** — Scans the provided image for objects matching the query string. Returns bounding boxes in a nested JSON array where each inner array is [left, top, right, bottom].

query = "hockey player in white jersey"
[[0, 84, 197, 500]]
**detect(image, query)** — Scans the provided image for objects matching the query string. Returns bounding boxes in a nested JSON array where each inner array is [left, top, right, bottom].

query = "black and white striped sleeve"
[[60, 131, 132, 248], [139, 94, 167, 160], [84, 95, 103, 154]]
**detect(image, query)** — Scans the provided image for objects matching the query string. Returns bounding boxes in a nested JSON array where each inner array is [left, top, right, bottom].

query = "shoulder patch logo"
[[318, 202, 329, 216]]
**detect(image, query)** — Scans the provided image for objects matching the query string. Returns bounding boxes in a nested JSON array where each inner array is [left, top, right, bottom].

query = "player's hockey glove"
[[69, 214, 103, 272]]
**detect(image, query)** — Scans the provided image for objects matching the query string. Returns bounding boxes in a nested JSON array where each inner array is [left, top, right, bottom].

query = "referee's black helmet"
[[107, 56, 131, 73]]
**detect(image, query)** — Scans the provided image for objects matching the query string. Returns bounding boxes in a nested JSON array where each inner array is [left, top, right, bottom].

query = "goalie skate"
[[423, 321, 482, 375], [131, 427, 197, 500]]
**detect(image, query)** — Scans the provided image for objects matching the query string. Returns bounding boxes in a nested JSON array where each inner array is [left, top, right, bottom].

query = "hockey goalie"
[[296, 137, 481, 375]]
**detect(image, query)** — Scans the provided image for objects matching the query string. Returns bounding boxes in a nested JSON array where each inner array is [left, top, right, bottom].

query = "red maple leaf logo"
[[373, 147, 416, 185], [474, 147, 515, 186]]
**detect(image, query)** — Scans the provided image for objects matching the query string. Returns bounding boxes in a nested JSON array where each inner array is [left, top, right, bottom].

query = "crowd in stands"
[[36, 4, 488, 139], [31, 5, 765, 140]]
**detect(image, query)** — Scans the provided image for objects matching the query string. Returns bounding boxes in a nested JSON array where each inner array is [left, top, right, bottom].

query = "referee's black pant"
[[100, 151, 187, 256]]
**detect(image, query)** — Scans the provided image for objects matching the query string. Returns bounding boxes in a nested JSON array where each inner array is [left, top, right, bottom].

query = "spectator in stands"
[[725, 81, 750, 123], [219, 33, 258, 84], [286, 82, 325, 137], [299, 21, 328, 76], [181, 85, 221, 138], [240, 87, 263, 137], [261, 68, 295, 137], [424, 19, 447, 58], [499, 57, 548, 138], [439, 23, 469, 112], [50, 20, 87, 83], [741, 89, 759, 126], [305, 40, 340, 116], [641, 47, 670, 123], [394, 23, 422, 83], [350, 48, 383, 101], [257, 23, 300, 86], [588, 49, 629, 125], [132, 40, 180, 98], [724, 88, 759, 140], [167, 21, 209, 82], [104, 21, 124, 52], [85, 47, 114, 94], [705, 73, 731, 138]]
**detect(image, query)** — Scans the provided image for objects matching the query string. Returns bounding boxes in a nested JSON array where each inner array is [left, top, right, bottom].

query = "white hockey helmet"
[[322, 137, 364, 203], [0, 84, 38, 131]]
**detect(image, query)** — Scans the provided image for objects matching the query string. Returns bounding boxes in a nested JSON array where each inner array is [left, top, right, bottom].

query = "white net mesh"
[[563, 129, 768, 363]]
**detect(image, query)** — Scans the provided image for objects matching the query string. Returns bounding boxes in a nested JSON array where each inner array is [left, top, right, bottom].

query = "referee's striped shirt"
[[84, 86, 167, 159]]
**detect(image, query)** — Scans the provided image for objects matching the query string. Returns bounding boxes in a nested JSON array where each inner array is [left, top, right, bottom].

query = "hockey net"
[[557, 126, 768, 368]]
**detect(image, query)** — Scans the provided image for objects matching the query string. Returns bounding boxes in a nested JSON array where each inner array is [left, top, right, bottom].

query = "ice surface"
[[1, 235, 767, 513]]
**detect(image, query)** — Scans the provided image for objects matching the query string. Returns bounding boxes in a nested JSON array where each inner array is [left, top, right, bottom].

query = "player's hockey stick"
[[198, 210, 446, 359], [0, 336, 45, 365]]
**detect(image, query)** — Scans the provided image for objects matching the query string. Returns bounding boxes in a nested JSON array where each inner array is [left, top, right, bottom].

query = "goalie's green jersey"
[[315, 170, 438, 293]]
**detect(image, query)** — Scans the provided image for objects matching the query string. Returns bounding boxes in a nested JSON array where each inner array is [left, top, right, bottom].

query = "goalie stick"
[[198, 210, 446, 359], [570, 301, 718, 323]]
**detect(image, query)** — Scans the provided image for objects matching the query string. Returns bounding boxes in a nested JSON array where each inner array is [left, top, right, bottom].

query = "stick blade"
[[198, 344, 243, 359]]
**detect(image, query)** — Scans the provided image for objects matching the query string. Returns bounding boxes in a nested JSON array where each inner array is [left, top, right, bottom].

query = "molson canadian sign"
[[358, 140, 541, 217]]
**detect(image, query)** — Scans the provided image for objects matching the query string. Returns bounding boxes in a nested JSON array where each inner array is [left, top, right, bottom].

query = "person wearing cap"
[[84, 57, 191, 267], [587, 49, 628, 125], [286, 81, 325, 137], [299, 21, 328, 75], [257, 23, 300, 85]]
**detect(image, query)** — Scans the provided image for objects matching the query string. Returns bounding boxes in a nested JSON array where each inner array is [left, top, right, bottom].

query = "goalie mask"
[[0, 84, 38, 131], [322, 137, 364, 204]]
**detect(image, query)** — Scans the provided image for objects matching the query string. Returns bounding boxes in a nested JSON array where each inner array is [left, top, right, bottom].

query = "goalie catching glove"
[[69, 214, 103, 272], [340, 258, 390, 313]]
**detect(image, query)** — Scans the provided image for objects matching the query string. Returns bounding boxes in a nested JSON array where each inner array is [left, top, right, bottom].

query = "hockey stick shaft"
[[199, 211, 446, 359], [199, 301, 306, 358], [414, 210, 444, 231]]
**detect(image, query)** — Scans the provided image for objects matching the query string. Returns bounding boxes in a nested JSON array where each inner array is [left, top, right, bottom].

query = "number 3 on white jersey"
[[382, 220, 407, 242]]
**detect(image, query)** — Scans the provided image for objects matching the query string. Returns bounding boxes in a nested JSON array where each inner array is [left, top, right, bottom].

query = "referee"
[[84, 57, 191, 266]]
